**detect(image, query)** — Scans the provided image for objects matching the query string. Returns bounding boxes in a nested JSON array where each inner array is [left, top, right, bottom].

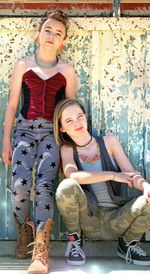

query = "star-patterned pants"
[[11, 114, 60, 229]]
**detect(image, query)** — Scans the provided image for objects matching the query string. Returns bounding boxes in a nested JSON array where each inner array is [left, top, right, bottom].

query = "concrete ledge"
[[0, 240, 149, 257]]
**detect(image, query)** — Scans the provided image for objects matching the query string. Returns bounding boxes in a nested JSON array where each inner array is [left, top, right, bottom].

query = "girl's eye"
[[56, 33, 61, 37], [66, 120, 72, 124]]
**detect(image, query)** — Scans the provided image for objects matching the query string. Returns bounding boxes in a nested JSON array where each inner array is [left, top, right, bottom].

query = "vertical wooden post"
[[113, 0, 121, 17]]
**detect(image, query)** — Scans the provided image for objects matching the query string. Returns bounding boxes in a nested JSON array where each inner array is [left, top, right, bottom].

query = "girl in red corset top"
[[2, 10, 76, 274]]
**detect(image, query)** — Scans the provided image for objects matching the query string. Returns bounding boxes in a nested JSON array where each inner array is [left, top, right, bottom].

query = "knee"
[[11, 181, 29, 200], [56, 178, 80, 199], [132, 195, 150, 215]]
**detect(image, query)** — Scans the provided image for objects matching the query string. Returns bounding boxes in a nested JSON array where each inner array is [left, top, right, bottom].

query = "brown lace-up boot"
[[28, 219, 53, 274], [14, 214, 32, 259]]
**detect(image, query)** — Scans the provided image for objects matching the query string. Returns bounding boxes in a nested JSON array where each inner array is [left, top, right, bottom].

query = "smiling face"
[[38, 18, 66, 50], [60, 104, 88, 138]]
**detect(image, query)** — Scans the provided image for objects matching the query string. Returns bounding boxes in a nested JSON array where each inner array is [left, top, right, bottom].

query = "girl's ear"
[[59, 44, 64, 51], [60, 127, 65, 133]]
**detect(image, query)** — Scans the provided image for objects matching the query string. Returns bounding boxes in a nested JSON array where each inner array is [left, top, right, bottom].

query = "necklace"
[[76, 135, 93, 147], [35, 54, 58, 68]]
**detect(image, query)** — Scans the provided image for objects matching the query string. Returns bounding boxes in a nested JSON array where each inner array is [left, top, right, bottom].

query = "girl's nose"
[[48, 33, 54, 40]]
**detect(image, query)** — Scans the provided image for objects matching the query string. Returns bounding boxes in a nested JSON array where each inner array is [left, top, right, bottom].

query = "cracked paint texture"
[[0, 17, 150, 239]]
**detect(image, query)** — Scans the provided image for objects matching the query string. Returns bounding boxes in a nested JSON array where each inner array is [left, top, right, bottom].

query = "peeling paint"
[[0, 17, 150, 239]]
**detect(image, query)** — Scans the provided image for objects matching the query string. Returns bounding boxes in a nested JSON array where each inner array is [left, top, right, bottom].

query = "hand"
[[113, 172, 136, 188], [2, 140, 12, 165]]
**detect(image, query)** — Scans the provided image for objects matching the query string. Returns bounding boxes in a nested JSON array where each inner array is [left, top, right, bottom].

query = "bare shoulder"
[[14, 55, 34, 74], [15, 55, 34, 70], [103, 134, 120, 154], [61, 144, 73, 154], [104, 134, 119, 144], [58, 60, 75, 74]]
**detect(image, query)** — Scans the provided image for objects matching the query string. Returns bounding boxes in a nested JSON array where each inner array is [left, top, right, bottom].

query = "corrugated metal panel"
[[0, 17, 150, 239]]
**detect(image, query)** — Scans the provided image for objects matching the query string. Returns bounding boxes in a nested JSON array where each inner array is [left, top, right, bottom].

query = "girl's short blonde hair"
[[53, 99, 86, 147]]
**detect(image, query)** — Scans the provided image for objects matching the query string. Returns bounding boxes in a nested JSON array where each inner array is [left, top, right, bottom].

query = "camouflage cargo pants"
[[56, 179, 150, 242]]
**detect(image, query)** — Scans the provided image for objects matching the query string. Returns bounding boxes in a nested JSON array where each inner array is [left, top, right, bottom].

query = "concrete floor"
[[0, 241, 150, 274]]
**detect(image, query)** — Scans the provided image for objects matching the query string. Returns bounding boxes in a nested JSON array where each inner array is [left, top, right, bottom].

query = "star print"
[[15, 206, 21, 211], [28, 190, 31, 194], [50, 192, 54, 197], [14, 129, 17, 134], [18, 119, 22, 123], [12, 171, 17, 177], [39, 154, 43, 159], [36, 191, 40, 196], [36, 220, 42, 225], [20, 198, 26, 203], [45, 204, 51, 211], [43, 183, 49, 189], [38, 124, 43, 129], [14, 143, 18, 148], [14, 212, 18, 218], [29, 125, 35, 130], [21, 149, 28, 156], [13, 191, 17, 196], [50, 162, 56, 168], [46, 144, 52, 150], [21, 133, 26, 137], [29, 142, 35, 148], [30, 167, 33, 172], [15, 160, 22, 166], [38, 172, 43, 178], [21, 179, 27, 185]]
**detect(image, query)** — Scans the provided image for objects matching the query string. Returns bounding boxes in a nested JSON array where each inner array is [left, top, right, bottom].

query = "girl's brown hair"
[[53, 99, 86, 147], [39, 10, 69, 39]]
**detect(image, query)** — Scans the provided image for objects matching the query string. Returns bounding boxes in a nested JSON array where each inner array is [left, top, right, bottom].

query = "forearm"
[[3, 105, 16, 142], [69, 170, 114, 185]]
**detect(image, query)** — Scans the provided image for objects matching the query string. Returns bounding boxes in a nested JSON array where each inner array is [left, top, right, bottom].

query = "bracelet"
[[133, 174, 140, 180]]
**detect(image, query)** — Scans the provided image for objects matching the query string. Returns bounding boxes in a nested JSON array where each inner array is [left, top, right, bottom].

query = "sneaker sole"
[[117, 251, 150, 266], [67, 259, 85, 266]]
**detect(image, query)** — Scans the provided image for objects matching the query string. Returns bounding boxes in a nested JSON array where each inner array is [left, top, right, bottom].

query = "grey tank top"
[[80, 157, 119, 208]]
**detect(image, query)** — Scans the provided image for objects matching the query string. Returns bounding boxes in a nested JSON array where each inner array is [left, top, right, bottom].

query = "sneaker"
[[117, 236, 150, 266], [65, 232, 86, 266]]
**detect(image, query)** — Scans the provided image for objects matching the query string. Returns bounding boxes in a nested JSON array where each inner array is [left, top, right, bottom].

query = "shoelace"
[[126, 243, 146, 264], [65, 239, 86, 259], [28, 242, 48, 264]]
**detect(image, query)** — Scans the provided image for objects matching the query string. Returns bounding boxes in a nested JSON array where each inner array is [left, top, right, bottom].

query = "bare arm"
[[105, 135, 149, 191], [64, 64, 77, 99], [61, 143, 133, 186], [2, 60, 25, 164]]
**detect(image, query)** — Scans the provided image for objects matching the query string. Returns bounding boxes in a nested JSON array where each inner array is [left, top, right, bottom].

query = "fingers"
[[2, 153, 12, 165], [127, 181, 133, 188], [146, 197, 150, 207]]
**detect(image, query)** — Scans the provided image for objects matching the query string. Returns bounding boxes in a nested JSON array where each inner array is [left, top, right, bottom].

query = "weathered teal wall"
[[0, 17, 150, 240]]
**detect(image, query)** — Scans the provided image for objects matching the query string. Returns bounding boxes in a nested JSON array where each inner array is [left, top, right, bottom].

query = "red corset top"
[[21, 70, 66, 121]]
